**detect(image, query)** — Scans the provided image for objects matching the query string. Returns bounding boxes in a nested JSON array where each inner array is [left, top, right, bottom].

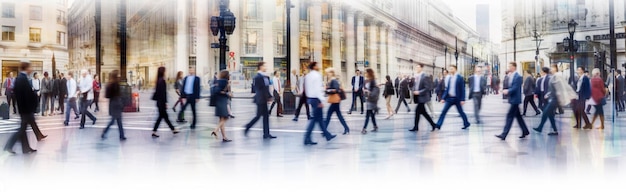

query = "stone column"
[[196, 0, 210, 88], [290, 0, 301, 73], [331, 2, 341, 76], [345, 8, 355, 87], [387, 27, 396, 78], [311, 0, 323, 63], [356, 12, 365, 72], [263, 0, 276, 72], [176, 0, 189, 74], [368, 19, 378, 79], [379, 24, 387, 81]]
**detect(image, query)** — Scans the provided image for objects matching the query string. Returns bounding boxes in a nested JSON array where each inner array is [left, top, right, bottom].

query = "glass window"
[[29, 28, 41, 42], [2, 3, 15, 18], [57, 31, 66, 45], [2, 26, 15, 41], [57, 10, 66, 24], [245, 0, 259, 19], [30, 6, 42, 20], [245, 30, 258, 54]]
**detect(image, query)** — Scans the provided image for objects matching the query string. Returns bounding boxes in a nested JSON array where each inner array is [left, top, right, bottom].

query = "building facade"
[[0, 0, 69, 81]]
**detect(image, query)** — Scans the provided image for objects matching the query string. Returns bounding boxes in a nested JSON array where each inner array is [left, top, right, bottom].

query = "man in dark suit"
[[4, 62, 43, 154], [177, 67, 201, 129], [394, 75, 411, 113], [535, 70, 548, 109], [348, 70, 364, 114], [615, 70, 625, 111], [245, 62, 276, 139], [3, 72, 16, 114], [434, 66, 470, 130], [468, 66, 487, 124], [496, 62, 529, 140], [522, 70, 540, 116], [502, 71, 510, 100], [409, 64, 436, 132], [573, 66, 592, 129], [394, 76, 400, 98], [57, 73, 68, 114]]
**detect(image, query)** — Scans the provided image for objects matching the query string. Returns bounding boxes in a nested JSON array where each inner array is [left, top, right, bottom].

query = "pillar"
[[176, 0, 189, 74], [345, 8, 355, 87], [263, 0, 275, 72], [356, 12, 365, 72], [331, 2, 341, 77], [380, 24, 387, 81], [290, 0, 301, 73], [387, 27, 396, 78], [368, 19, 378, 79], [311, 0, 322, 63]]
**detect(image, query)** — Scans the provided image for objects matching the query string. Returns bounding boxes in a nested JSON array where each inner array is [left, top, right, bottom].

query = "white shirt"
[[354, 75, 361, 90], [298, 76, 305, 94], [184, 75, 196, 95], [539, 76, 546, 92], [472, 75, 481, 92], [272, 76, 282, 93], [31, 78, 41, 91], [305, 70, 325, 102], [79, 75, 94, 100], [448, 74, 457, 97], [509, 72, 517, 87], [67, 78, 77, 99], [413, 73, 423, 91], [577, 74, 584, 93]]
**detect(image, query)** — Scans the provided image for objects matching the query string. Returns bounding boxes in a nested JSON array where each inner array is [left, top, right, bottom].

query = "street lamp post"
[[513, 23, 519, 62], [567, 19, 578, 87], [531, 29, 543, 75], [282, 0, 296, 114], [210, 0, 237, 71], [454, 37, 459, 67], [444, 46, 448, 70]]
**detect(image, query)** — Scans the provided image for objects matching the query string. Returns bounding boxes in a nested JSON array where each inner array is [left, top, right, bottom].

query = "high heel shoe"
[[172, 129, 180, 134], [211, 132, 218, 139], [172, 107, 176, 112], [229, 114, 235, 118]]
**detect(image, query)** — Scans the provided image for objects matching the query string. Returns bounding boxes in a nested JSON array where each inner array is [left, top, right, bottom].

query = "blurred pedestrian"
[[293, 70, 310, 121], [91, 74, 101, 112], [394, 75, 411, 113], [152, 67, 180, 137], [31, 72, 41, 114], [63, 72, 80, 126], [269, 70, 284, 117], [496, 62, 529, 140], [177, 67, 200, 129], [303, 62, 335, 145], [102, 70, 126, 140], [382, 75, 395, 119], [590, 68, 606, 129], [41, 72, 53, 116], [78, 70, 97, 129], [57, 73, 67, 114], [244, 62, 276, 139], [410, 64, 437, 132], [172, 71, 185, 113], [3, 72, 17, 114], [361, 68, 380, 134], [211, 70, 232, 142], [324, 67, 350, 135], [533, 66, 559, 136]]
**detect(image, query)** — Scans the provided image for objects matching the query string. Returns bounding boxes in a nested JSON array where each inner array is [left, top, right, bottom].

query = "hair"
[[618, 70, 622, 74], [273, 71, 279, 75], [157, 66, 166, 81], [44, 71, 49, 76], [308, 62, 317, 70], [20, 62, 30, 71], [526, 69, 533, 74], [93, 74, 98, 79], [541, 67, 550, 74], [33, 72, 38, 76], [551, 64, 559, 72], [176, 71, 183, 80], [417, 64, 424, 68], [443, 69, 448, 73], [592, 68, 600, 76], [60, 73, 64, 77], [67, 71, 73, 77], [219, 70, 230, 80], [355, 69, 360, 72], [509, 62, 517, 68], [365, 68, 376, 79], [449, 66, 457, 70], [257, 62, 265, 70], [109, 70, 120, 84], [325, 67, 335, 75], [385, 75, 391, 82], [577, 66, 585, 71]]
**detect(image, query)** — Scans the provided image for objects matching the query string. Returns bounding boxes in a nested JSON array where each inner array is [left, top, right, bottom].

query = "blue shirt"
[[184, 75, 195, 95]]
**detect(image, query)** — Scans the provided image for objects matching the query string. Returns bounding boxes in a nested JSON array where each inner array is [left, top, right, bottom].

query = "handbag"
[[209, 84, 218, 107], [339, 88, 346, 100], [327, 93, 341, 103]]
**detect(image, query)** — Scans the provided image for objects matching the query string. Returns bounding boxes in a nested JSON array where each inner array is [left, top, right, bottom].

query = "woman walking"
[[211, 70, 232, 142], [91, 75, 101, 112], [101, 70, 126, 140], [324, 68, 350, 135], [382, 75, 395, 119], [361, 68, 380, 134], [172, 71, 184, 112], [590, 68, 606, 129], [151, 67, 179, 138]]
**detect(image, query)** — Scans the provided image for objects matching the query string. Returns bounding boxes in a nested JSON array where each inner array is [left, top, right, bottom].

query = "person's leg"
[[335, 104, 350, 133], [277, 94, 283, 115], [178, 100, 189, 121], [324, 103, 335, 129], [523, 96, 530, 115], [260, 103, 270, 137], [363, 110, 371, 129], [103, 117, 115, 136], [596, 104, 605, 129], [499, 105, 517, 138], [395, 97, 402, 113], [117, 116, 125, 138], [529, 96, 540, 114], [436, 100, 453, 128], [358, 92, 364, 113], [304, 100, 317, 143], [514, 105, 529, 135], [350, 92, 357, 112], [473, 95, 480, 123], [190, 99, 197, 128], [420, 103, 436, 127], [454, 101, 471, 127]]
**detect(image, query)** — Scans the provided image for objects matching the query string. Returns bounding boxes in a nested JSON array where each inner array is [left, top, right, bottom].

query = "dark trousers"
[[350, 90, 364, 113], [573, 99, 591, 127], [472, 93, 483, 123], [41, 93, 52, 115], [294, 95, 310, 119], [64, 98, 79, 123], [80, 99, 96, 127], [500, 104, 529, 138], [523, 95, 540, 115], [245, 103, 270, 137], [4, 113, 36, 152], [58, 95, 65, 114], [153, 102, 175, 131], [103, 116, 125, 138], [537, 93, 545, 109], [269, 90, 283, 115], [536, 99, 558, 133], [91, 92, 100, 110], [395, 95, 410, 113], [304, 99, 333, 142], [35, 93, 41, 114], [178, 97, 197, 128], [363, 109, 377, 128], [616, 95, 624, 111], [325, 103, 349, 133], [436, 97, 470, 128], [6, 93, 16, 113], [414, 102, 436, 130]]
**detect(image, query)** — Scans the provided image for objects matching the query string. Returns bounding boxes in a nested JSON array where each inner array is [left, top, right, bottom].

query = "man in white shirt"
[[64, 72, 80, 126], [177, 67, 201, 129], [303, 62, 336, 145], [293, 70, 311, 121], [468, 67, 486, 124], [31, 72, 41, 114], [269, 71, 284, 117], [78, 69, 97, 129], [435, 66, 471, 130]]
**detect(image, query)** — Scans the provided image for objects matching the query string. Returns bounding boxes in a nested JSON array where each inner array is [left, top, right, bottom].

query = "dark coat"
[[442, 74, 466, 101], [105, 82, 122, 118], [507, 73, 523, 105], [577, 75, 591, 100], [214, 79, 230, 117], [523, 76, 536, 96], [412, 74, 433, 103], [253, 73, 272, 107], [152, 78, 168, 104], [181, 76, 201, 99], [468, 75, 487, 99], [351, 76, 364, 92], [14, 72, 38, 114]]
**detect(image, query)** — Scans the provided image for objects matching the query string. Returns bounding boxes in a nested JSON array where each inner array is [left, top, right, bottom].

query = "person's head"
[[20, 62, 32, 74], [291, 69, 297, 75], [188, 67, 196, 75], [43, 71, 49, 78], [443, 70, 448, 76], [274, 70, 280, 77], [325, 68, 336, 78], [94, 74, 99, 82], [474, 66, 482, 75], [508, 62, 517, 73], [33, 72, 39, 79], [257, 62, 267, 72], [416, 64, 424, 73], [577, 66, 585, 76], [403, 74, 408, 79], [355, 69, 361, 76], [592, 68, 601, 77], [59, 73, 64, 78], [176, 71, 184, 80], [218, 70, 230, 80], [617, 70, 622, 75], [385, 75, 391, 82], [541, 67, 550, 75], [448, 66, 457, 74], [365, 68, 376, 80], [67, 72, 73, 79], [8, 72, 13, 78], [308, 62, 319, 71], [157, 66, 166, 80], [550, 64, 559, 74], [81, 69, 88, 78], [109, 70, 120, 84]]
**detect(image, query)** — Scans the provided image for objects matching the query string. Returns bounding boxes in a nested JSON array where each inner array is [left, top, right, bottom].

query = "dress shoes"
[[519, 132, 529, 139], [304, 141, 318, 145], [37, 135, 48, 141], [495, 135, 506, 140], [409, 128, 418, 132], [547, 132, 558, 136], [326, 135, 336, 141], [263, 135, 277, 139], [532, 128, 541, 133], [23, 149, 37, 154]]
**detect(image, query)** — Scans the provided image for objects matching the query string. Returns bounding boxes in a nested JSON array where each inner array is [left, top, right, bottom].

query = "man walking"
[[269, 71, 284, 117], [434, 66, 471, 130], [409, 64, 437, 132], [303, 62, 336, 145], [57, 73, 68, 114], [615, 70, 625, 112], [4, 62, 42, 154], [3, 72, 16, 114], [245, 62, 276, 139], [41, 72, 53, 116], [348, 70, 364, 114], [395, 75, 411, 113], [535, 70, 548, 109], [78, 70, 97, 129], [468, 66, 487, 124], [64, 72, 80, 126], [573, 66, 592, 129], [522, 70, 541, 116], [293, 70, 310, 121], [177, 67, 201, 129], [495, 62, 529, 140], [31, 72, 41, 114]]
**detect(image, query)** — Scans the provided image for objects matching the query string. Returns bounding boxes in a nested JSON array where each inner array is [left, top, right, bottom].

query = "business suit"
[[534, 74, 559, 134], [3, 77, 16, 114], [245, 72, 274, 138], [409, 73, 436, 131], [394, 77, 400, 98], [502, 74, 510, 100], [535, 76, 547, 109], [616, 75, 625, 111], [57, 77, 67, 114], [435, 73, 470, 130], [497, 72, 529, 140], [177, 75, 201, 129], [574, 75, 592, 129], [522, 76, 540, 116], [394, 78, 411, 113], [293, 75, 310, 120], [152, 78, 177, 133], [4, 72, 41, 154], [349, 75, 364, 114], [468, 75, 486, 123], [102, 82, 125, 139]]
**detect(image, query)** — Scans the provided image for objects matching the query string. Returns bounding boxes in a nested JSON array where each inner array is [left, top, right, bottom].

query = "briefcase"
[[0, 102, 9, 120]]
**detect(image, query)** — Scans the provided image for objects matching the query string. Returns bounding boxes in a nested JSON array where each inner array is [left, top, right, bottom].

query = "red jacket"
[[93, 80, 101, 93], [590, 76, 605, 104]]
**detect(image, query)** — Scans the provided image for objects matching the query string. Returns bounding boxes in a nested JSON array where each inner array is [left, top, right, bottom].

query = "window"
[[2, 3, 15, 18], [245, 0, 259, 19], [30, 6, 42, 20], [29, 28, 41, 42], [57, 31, 66, 45], [57, 10, 66, 24], [2, 26, 15, 41], [245, 30, 258, 54]]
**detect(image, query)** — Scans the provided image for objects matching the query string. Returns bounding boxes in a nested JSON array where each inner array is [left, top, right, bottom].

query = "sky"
[[440, 0, 502, 44]]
